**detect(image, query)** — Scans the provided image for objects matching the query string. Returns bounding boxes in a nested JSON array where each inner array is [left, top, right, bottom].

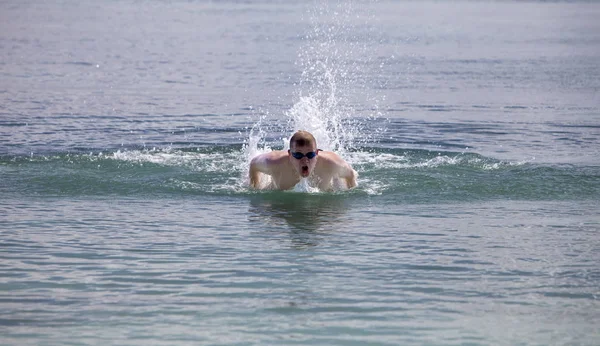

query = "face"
[[288, 143, 318, 178]]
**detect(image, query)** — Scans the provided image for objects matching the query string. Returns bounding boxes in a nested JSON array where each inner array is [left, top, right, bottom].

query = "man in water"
[[249, 130, 358, 191]]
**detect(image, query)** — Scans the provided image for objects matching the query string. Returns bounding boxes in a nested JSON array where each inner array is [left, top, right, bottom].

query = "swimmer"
[[249, 130, 358, 191]]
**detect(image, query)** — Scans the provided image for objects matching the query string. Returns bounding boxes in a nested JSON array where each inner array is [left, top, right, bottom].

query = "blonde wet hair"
[[289, 130, 317, 148]]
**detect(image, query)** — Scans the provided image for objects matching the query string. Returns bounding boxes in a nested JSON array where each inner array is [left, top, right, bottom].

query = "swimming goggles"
[[290, 151, 318, 160]]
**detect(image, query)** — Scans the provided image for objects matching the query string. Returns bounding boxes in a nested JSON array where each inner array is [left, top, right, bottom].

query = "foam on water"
[[2, 145, 597, 200], [109, 148, 240, 174], [291, 178, 321, 194]]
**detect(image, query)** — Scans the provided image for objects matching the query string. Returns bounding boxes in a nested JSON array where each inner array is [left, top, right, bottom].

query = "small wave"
[[1, 147, 597, 201], [348, 149, 522, 171], [108, 148, 241, 174], [64, 61, 96, 66]]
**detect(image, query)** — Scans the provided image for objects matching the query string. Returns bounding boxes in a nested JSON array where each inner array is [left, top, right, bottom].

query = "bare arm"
[[320, 151, 358, 189], [344, 166, 358, 189], [249, 151, 283, 189], [340, 162, 358, 189], [249, 154, 269, 188], [249, 164, 260, 189]]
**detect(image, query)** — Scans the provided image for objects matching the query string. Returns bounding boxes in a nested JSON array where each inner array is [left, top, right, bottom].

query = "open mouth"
[[301, 165, 309, 175]]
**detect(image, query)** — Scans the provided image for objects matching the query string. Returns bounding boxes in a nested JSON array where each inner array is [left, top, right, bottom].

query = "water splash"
[[284, 95, 343, 152], [291, 0, 384, 153], [241, 113, 276, 188], [292, 178, 321, 194], [245, 1, 384, 153], [241, 1, 388, 192]]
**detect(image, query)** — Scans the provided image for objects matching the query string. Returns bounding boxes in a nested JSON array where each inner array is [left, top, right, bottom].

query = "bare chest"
[[270, 165, 337, 191]]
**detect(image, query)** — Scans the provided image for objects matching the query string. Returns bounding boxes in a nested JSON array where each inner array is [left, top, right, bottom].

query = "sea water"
[[1, 0, 600, 345]]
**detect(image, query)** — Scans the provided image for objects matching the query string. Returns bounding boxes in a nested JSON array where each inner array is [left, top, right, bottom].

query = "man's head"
[[288, 130, 318, 178]]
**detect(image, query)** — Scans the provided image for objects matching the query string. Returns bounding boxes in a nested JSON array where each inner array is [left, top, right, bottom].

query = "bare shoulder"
[[316, 150, 355, 174], [316, 150, 357, 188], [250, 150, 288, 170], [317, 150, 348, 166], [251, 150, 287, 162]]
